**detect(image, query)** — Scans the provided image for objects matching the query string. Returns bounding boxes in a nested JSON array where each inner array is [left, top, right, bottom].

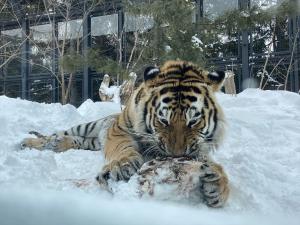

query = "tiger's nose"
[[170, 146, 186, 157]]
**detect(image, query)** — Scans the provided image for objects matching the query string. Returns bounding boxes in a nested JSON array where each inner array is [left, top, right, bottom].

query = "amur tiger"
[[21, 60, 229, 207]]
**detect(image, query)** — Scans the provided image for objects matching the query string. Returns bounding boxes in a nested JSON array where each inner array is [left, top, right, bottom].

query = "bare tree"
[[42, 0, 103, 104], [1, 0, 103, 104], [259, 30, 275, 89], [0, 1, 24, 70]]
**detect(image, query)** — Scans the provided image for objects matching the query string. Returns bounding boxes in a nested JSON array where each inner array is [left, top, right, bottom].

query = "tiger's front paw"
[[199, 163, 229, 208], [96, 157, 143, 185]]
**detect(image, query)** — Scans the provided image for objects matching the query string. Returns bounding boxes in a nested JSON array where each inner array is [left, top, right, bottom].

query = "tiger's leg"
[[51, 114, 119, 151], [21, 120, 103, 151], [96, 122, 143, 183], [55, 119, 104, 138], [49, 135, 101, 152], [21, 133, 100, 152], [21, 114, 119, 152], [199, 161, 229, 208]]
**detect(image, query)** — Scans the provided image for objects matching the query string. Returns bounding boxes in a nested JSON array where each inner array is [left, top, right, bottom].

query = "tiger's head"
[[130, 60, 226, 159]]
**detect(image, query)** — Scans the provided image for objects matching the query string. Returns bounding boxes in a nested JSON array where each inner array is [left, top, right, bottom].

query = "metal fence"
[[0, 0, 299, 106]]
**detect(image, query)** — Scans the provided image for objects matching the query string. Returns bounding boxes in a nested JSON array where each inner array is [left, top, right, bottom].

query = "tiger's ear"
[[206, 71, 225, 92], [144, 66, 160, 82]]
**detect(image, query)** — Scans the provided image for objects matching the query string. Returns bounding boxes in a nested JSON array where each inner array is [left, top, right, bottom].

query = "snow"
[[98, 74, 121, 104], [0, 89, 300, 225], [192, 35, 204, 51], [192, 35, 203, 45], [99, 85, 121, 104]]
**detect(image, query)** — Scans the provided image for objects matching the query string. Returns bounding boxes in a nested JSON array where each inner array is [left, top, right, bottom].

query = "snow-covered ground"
[[0, 89, 300, 225]]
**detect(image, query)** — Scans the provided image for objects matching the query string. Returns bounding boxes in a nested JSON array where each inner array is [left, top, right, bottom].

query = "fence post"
[[51, 19, 59, 102], [195, 0, 204, 21], [21, 18, 30, 100], [0, 28, 3, 95], [118, 9, 125, 84], [288, 0, 299, 92], [83, 11, 91, 101], [295, 15, 300, 93], [238, 0, 250, 90]]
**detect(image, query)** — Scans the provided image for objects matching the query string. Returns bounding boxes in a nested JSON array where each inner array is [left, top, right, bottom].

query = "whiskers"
[[128, 130, 167, 159], [128, 130, 219, 161], [187, 138, 218, 158], [142, 145, 166, 159]]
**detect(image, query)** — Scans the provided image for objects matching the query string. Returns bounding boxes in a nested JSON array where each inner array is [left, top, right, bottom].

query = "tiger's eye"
[[194, 112, 201, 117], [188, 119, 198, 128], [160, 118, 169, 126]]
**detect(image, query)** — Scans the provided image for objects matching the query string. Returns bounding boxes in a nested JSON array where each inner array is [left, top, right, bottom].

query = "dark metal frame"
[[83, 5, 92, 101], [288, 3, 300, 92], [51, 17, 59, 102], [0, 0, 299, 105], [238, 0, 251, 90], [21, 18, 30, 99]]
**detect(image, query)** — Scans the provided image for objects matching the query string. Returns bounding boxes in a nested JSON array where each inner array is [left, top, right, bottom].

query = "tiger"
[[21, 60, 229, 207]]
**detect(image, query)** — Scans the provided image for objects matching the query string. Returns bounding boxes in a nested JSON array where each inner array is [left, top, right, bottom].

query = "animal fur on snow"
[[94, 157, 208, 203]]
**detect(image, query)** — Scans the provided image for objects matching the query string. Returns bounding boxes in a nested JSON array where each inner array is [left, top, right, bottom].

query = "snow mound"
[[0, 89, 300, 224]]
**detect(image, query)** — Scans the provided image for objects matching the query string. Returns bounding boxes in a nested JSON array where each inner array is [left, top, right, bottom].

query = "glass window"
[[91, 14, 118, 36]]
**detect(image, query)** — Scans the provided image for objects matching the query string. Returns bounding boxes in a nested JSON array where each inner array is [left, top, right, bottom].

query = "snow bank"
[[0, 189, 297, 225], [0, 89, 300, 224]]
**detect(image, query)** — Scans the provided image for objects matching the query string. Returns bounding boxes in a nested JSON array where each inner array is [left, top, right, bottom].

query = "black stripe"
[[194, 112, 201, 117], [165, 65, 204, 79], [191, 86, 201, 94], [93, 138, 99, 150], [129, 159, 140, 170], [143, 97, 153, 133], [108, 124, 127, 138], [116, 123, 130, 135], [148, 107, 154, 132], [183, 95, 197, 102], [203, 87, 218, 139], [145, 126, 153, 134], [124, 111, 133, 129], [155, 102, 161, 112], [159, 86, 187, 95], [84, 122, 91, 135], [207, 108, 218, 140], [151, 95, 158, 107], [188, 69, 204, 79], [204, 98, 209, 108], [89, 122, 97, 134], [158, 76, 197, 85], [120, 145, 135, 152], [91, 138, 95, 149], [159, 86, 202, 95], [181, 79, 203, 83], [181, 64, 193, 73], [77, 125, 81, 135], [202, 109, 212, 136], [165, 69, 183, 76], [82, 137, 86, 146], [162, 97, 172, 103], [135, 88, 144, 105]]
